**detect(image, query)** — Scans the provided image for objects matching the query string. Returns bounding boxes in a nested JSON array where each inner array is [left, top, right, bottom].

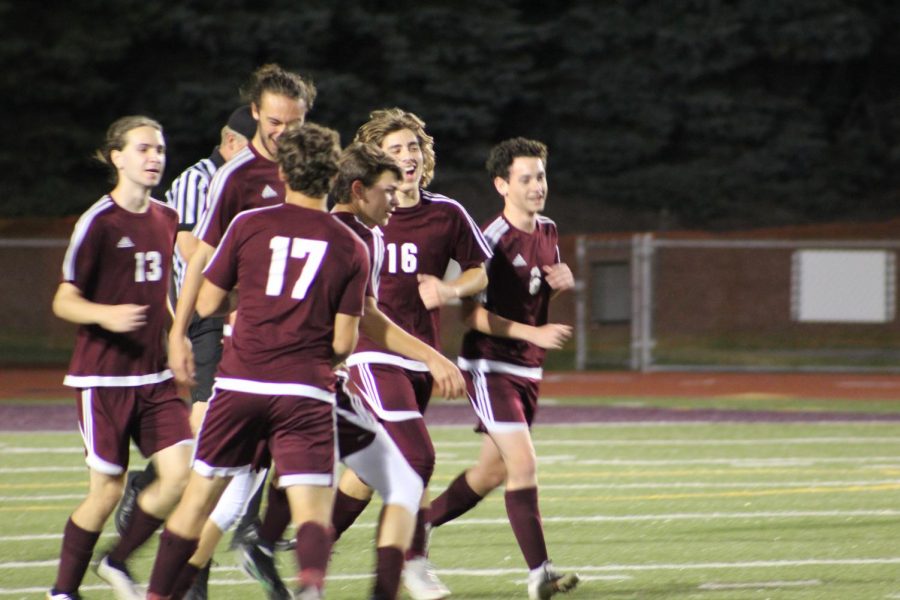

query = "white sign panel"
[[791, 250, 895, 323]]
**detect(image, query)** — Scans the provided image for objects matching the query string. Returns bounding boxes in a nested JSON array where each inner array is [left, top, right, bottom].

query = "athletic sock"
[[147, 528, 199, 596], [107, 503, 163, 563], [331, 489, 371, 541], [295, 522, 332, 591], [258, 482, 291, 547], [505, 487, 549, 570], [372, 545, 404, 600], [53, 517, 101, 593], [168, 561, 201, 599], [405, 509, 429, 560], [428, 471, 483, 527]]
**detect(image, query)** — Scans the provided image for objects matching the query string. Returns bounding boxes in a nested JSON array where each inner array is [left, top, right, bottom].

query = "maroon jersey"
[[460, 213, 560, 374], [61, 196, 177, 387], [194, 144, 284, 248], [204, 203, 370, 396], [331, 210, 383, 300], [349, 190, 491, 368]]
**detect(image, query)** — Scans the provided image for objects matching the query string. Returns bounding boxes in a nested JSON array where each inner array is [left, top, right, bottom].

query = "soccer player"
[[160, 63, 315, 593], [241, 142, 468, 600], [145, 121, 366, 600], [334, 108, 493, 599], [111, 104, 257, 599], [47, 116, 193, 600], [426, 138, 580, 599]]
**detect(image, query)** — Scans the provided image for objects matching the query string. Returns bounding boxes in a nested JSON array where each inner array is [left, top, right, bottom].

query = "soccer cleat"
[[46, 590, 82, 600], [229, 516, 261, 550], [183, 561, 210, 600], [94, 555, 144, 600], [402, 556, 451, 600], [527, 561, 580, 600], [239, 541, 291, 600], [114, 470, 146, 535]]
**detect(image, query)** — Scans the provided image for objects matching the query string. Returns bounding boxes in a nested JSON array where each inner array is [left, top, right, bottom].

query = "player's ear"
[[111, 149, 124, 171], [351, 179, 366, 202], [493, 176, 508, 197]]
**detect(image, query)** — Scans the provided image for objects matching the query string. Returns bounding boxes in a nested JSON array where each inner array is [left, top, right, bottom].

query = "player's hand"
[[426, 353, 467, 400], [99, 304, 148, 333], [529, 323, 573, 349], [542, 263, 575, 291], [417, 274, 457, 309], [167, 334, 196, 387]]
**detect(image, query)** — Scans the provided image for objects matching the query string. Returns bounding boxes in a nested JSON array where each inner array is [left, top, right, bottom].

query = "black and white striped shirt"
[[164, 149, 224, 297]]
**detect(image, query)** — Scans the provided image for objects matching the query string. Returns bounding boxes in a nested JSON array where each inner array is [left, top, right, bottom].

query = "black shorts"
[[188, 314, 224, 404]]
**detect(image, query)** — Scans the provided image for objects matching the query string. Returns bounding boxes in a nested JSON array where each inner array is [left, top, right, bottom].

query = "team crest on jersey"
[[529, 266, 542, 295], [116, 236, 135, 249], [512, 253, 528, 268], [261, 184, 278, 199]]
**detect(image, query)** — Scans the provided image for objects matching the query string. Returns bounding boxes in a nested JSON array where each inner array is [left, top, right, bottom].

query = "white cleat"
[[402, 556, 451, 600], [527, 561, 580, 600], [94, 555, 144, 600]]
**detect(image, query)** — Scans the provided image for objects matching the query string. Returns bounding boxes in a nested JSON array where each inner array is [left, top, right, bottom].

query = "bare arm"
[[461, 298, 573, 350], [332, 313, 361, 366], [52, 282, 148, 333], [167, 238, 215, 385], [360, 297, 466, 398], [417, 264, 488, 310], [195, 279, 230, 319], [175, 230, 200, 265]]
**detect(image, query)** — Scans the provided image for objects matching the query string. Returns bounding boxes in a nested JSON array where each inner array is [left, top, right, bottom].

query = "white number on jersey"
[[266, 236, 328, 300], [385, 242, 418, 274], [134, 251, 163, 283]]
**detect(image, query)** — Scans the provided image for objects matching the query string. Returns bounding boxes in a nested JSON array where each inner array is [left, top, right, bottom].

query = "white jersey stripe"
[[423, 191, 493, 259], [64, 371, 173, 388], [353, 364, 422, 422], [346, 351, 429, 372], [193, 146, 254, 241], [62, 197, 114, 282], [457, 357, 543, 380], [213, 377, 335, 403]]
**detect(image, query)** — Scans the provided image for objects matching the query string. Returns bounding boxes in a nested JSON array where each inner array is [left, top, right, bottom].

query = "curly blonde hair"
[[353, 108, 436, 188]]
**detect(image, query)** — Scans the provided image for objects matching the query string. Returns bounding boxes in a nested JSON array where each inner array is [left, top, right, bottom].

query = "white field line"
[[699, 579, 821, 590], [436, 437, 900, 448], [536, 456, 900, 466], [6, 479, 899, 503], [3, 509, 899, 544], [0, 466, 85, 474]]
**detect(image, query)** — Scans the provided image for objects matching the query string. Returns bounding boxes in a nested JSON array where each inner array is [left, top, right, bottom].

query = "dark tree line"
[[2, 0, 900, 232]]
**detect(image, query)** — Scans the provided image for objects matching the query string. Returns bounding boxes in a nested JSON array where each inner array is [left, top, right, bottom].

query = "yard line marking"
[[0, 494, 84, 501], [538, 456, 900, 466], [435, 437, 900, 448], [2, 510, 898, 544], [563, 558, 900, 571], [699, 579, 821, 590], [0, 466, 85, 474], [0, 447, 83, 454], [505, 479, 900, 491], [530, 482, 900, 502]]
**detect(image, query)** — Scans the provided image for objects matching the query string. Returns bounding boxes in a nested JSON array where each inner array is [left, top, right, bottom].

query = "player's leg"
[[342, 423, 423, 600], [429, 433, 507, 528]]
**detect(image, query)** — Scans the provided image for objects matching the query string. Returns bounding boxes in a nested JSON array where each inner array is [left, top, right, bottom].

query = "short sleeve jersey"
[[460, 213, 560, 369], [352, 190, 491, 357], [193, 144, 284, 249], [164, 150, 222, 297], [331, 211, 383, 300], [204, 204, 370, 390], [60, 196, 177, 386]]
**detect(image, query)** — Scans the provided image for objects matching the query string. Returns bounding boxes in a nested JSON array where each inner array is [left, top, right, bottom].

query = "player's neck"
[[333, 204, 375, 228], [503, 206, 537, 233], [396, 185, 420, 208], [252, 135, 275, 161], [285, 190, 327, 212], [109, 182, 151, 213]]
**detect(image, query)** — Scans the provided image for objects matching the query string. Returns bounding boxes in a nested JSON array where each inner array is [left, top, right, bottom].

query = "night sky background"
[[3, 0, 900, 234]]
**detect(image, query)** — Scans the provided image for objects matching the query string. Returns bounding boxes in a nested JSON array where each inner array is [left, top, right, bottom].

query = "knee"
[[87, 476, 126, 515], [506, 451, 538, 486], [159, 462, 191, 500], [472, 460, 507, 492]]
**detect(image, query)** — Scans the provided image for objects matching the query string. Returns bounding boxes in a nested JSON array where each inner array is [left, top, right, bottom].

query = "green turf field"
[[2, 419, 899, 599]]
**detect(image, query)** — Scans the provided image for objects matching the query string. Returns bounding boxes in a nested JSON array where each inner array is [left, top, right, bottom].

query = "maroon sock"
[[107, 502, 163, 563], [147, 529, 199, 596], [331, 489, 370, 541], [53, 518, 101, 593], [429, 471, 483, 527], [295, 522, 332, 591], [372, 545, 404, 600], [168, 561, 201, 600], [258, 483, 291, 547], [405, 509, 429, 560], [505, 487, 548, 570]]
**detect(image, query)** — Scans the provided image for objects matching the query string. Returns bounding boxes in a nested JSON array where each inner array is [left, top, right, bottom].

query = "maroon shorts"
[[335, 376, 378, 459], [75, 380, 191, 475], [349, 363, 433, 416], [195, 388, 335, 486], [465, 370, 540, 433]]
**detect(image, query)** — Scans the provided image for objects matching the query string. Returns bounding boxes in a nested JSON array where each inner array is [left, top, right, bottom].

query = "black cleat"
[[114, 470, 149, 535], [239, 541, 291, 600]]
